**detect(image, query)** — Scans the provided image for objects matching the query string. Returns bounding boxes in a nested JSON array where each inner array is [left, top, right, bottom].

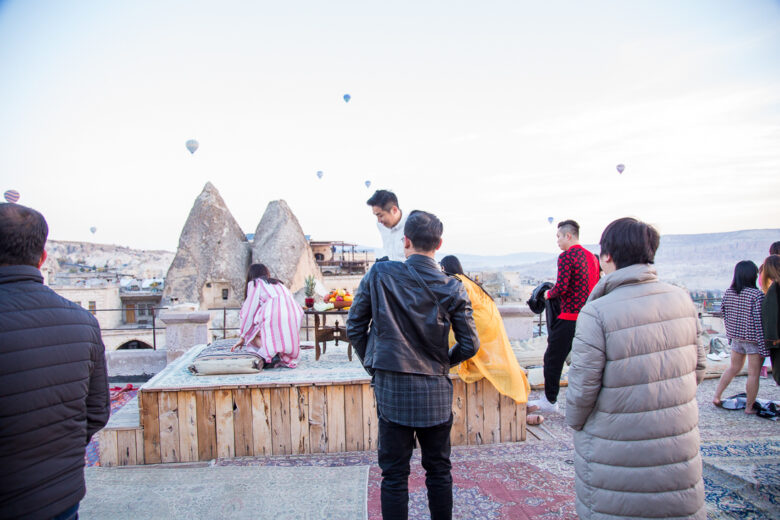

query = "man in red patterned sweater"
[[529, 220, 600, 413]]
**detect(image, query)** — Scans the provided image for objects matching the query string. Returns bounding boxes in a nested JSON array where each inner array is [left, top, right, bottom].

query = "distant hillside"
[[497, 229, 779, 290], [448, 252, 557, 270], [43, 240, 174, 281]]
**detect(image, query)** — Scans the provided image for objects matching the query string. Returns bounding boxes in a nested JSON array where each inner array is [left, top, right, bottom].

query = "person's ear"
[[404, 236, 412, 249], [434, 238, 442, 251], [37, 250, 47, 268]]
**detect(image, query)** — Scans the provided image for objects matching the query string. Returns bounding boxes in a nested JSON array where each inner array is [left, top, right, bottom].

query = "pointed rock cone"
[[163, 182, 250, 309], [252, 200, 321, 294]]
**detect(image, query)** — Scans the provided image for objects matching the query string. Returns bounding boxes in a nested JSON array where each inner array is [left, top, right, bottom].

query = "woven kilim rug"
[[81, 464, 369, 520]]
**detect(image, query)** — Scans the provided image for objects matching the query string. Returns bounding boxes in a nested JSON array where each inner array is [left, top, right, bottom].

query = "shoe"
[[528, 396, 559, 414]]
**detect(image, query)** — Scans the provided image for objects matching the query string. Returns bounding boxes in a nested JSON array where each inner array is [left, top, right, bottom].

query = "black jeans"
[[378, 414, 454, 520], [543, 318, 577, 403]]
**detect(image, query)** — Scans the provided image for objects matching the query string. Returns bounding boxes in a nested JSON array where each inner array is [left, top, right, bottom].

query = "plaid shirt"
[[722, 287, 767, 356], [373, 369, 453, 427]]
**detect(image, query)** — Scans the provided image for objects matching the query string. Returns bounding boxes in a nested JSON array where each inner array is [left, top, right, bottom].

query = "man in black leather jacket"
[[347, 210, 479, 520]]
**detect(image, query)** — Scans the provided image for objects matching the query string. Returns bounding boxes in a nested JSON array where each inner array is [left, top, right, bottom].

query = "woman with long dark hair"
[[231, 263, 304, 368], [439, 255, 541, 425], [713, 260, 766, 411], [760, 255, 780, 384]]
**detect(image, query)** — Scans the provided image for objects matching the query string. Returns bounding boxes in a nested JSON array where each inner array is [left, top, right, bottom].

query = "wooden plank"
[[308, 386, 328, 453], [289, 386, 310, 454], [361, 384, 377, 451], [177, 391, 198, 463], [450, 379, 468, 446], [196, 390, 217, 461], [482, 381, 501, 445], [517, 402, 527, 442], [344, 384, 363, 452], [215, 389, 235, 458], [271, 387, 292, 455], [99, 429, 118, 467], [466, 380, 484, 445], [135, 429, 145, 465], [117, 430, 138, 466], [233, 388, 254, 457], [499, 393, 517, 443], [139, 391, 161, 464], [326, 385, 346, 453], [250, 388, 273, 456], [158, 392, 180, 463]]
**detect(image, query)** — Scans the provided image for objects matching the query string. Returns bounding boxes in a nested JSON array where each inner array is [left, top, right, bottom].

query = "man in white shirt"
[[367, 190, 407, 262]]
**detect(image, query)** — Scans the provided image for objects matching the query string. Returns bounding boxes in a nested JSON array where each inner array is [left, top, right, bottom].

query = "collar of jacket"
[[0, 264, 44, 285], [404, 254, 440, 271], [589, 263, 657, 301]]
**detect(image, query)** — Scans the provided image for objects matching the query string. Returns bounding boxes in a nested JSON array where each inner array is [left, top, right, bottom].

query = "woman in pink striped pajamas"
[[231, 264, 304, 368]]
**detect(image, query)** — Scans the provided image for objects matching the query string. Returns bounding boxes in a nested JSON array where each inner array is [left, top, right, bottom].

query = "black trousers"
[[377, 414, 454, 520], [543, 318, 577, 403]]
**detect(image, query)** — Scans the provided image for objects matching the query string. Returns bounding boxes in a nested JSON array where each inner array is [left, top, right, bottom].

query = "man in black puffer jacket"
[[0, 203, 110, 520]]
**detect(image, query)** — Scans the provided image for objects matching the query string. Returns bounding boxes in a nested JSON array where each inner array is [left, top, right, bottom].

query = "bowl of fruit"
[[324, 289, 353, 309]]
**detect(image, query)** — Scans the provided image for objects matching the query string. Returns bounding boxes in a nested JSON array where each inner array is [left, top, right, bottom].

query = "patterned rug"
[[85, 385, 139, 467]]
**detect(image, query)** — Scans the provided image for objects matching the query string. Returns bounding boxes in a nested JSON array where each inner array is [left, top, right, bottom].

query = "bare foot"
[[745, 406, 758, 415], [527, 404, 541, 413], [712, 398, 722, 407], [527, 414, 544, 426]]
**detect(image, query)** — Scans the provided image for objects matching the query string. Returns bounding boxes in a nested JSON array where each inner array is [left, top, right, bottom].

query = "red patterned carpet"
[[85, 385, 138, 467]]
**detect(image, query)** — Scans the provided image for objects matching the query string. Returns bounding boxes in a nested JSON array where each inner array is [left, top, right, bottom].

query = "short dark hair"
[[558, 220, 580, 238], [0, 203, 48, 266], [599, 217, 660, 270], [366, 190, 398, 212], [770, 241, 780, 255], [729, 260, 758, 294], [404, 210, 442, 252]]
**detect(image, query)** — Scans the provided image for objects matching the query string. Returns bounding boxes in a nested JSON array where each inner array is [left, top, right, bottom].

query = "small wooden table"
[[305, 309, 352, 361]]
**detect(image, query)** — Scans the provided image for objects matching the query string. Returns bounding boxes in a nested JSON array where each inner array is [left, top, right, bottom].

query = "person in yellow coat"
[[440, 256, 544, 425]]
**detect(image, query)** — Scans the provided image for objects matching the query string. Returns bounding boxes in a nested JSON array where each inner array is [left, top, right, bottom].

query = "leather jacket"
[[346, 254, 479, 376]]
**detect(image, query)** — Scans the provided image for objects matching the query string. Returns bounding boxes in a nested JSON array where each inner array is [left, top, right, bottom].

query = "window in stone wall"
[[88, 301, 96, 315], [222, 289, 229, 300]]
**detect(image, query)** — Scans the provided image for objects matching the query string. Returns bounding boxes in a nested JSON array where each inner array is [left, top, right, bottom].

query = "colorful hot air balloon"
[[185, 139, 199, 154], [316, 170, 323, 179], [90, 227, 97, 234], [3, 189, 20, 203], [365, 180, 371, 188], [343, 94, 351, 103], [616, 164, 625, 174], [548, 217, 554, 224]]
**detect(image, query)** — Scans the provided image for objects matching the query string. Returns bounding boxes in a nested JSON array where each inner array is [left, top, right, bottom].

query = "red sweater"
[[547, 244, 600, 320]]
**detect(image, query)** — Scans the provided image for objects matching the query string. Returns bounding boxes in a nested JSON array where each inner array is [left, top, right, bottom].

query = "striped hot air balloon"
[[3, 190, 20, 203]]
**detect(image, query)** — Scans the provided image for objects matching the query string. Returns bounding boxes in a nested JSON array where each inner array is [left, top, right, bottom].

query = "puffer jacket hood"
[[566, 263, 707, 520]]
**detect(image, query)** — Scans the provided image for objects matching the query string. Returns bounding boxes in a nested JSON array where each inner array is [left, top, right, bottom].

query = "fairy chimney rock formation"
[[252, 200, 321, 294], [163, 182, 250, 309]]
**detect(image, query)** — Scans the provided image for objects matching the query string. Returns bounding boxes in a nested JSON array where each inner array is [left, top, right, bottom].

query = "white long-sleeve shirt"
[[377, 211, 407, 262]]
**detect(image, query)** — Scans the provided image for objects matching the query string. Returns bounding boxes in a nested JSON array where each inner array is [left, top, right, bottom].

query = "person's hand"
[[543, 290, 549, 300], [231, 337, 245, 352]]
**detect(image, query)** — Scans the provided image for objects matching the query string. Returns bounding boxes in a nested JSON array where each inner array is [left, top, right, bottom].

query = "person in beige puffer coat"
[[566, 217, 707, 520]]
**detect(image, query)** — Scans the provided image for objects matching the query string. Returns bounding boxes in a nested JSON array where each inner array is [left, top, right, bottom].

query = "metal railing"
[[90, 307, 168, 349], [207, 307, 319, 341]]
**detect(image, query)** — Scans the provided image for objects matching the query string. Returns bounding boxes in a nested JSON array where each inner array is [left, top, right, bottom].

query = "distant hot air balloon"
[[185, 139, 199, 154], [343, 94, 351, 103], [365, 180, 371, 189], [316, 170, 324, 179], [3, 189, 20, 203], [547, 217, 554, 224], [90, 227, 97, 234], [616, 164, 625, 174]]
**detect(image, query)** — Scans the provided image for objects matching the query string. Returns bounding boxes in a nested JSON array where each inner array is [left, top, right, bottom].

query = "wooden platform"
[[102, 341, 527, 466]]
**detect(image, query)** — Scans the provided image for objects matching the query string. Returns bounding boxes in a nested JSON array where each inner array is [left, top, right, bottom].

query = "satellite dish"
[[3, 189, 20, 203], [185, 139, 199, 154]]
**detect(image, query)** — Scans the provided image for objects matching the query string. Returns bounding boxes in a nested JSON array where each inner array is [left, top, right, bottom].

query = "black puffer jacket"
[[347, 254, 479, 375], [0, 265, 110, 520]]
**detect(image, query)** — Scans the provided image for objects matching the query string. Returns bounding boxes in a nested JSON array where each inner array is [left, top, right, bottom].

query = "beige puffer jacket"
[[566, 264, 707, 520]]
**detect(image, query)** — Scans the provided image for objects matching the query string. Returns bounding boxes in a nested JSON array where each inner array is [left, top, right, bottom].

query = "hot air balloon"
[[316, 170, 323, 179], [3, 189, 20, 203], [365, 180, 371, 189], [547, 217, 554, 224], [185, 139, 199, 154], [343, 94, 351, 103], [616, 164, 625, 174], [90, 227, 97, 234]]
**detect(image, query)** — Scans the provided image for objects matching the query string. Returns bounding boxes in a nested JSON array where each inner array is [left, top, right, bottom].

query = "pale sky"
[[1, 0, 778, 256]]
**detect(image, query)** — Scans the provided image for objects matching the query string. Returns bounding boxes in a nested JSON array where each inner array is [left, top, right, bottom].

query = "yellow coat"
[[449, 274, 530, 403]]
